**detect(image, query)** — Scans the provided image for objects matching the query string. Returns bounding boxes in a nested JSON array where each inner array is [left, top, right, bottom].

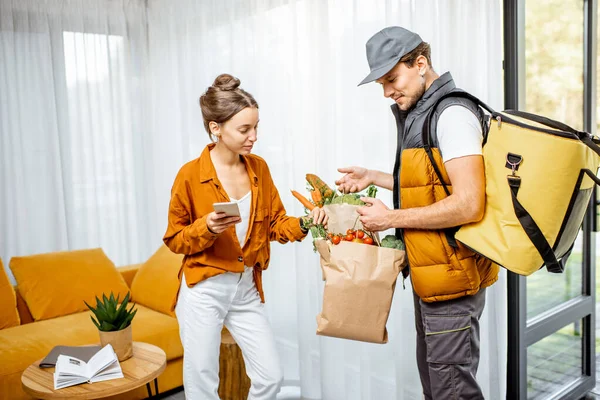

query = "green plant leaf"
[[114, 307, 126, 325], [97, 299, 109, 319], [122, 291, 131, 306], [84, 300, 96, 313], [127, 303, 137, 317], [102, 293, 115, 322], [95, 295, 109, 317], [96, 307, 110, 323], [90, 316, 100, 330], [126, 308, 137, 326], [366, 184, 378, 198], [84, 301, 103, 321], [118, 319, 129, 330], [106, 292, 114, 318], [107, 307, 115, 323], [109, 292, 116, 309], [115, 292, 130, 322], [99, 321, 117, 332]]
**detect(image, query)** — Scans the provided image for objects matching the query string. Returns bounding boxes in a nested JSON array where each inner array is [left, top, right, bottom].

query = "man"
[[336, 26, 499, 399]]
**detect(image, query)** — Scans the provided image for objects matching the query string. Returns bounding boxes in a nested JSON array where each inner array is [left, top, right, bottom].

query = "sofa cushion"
[[10, 248, 130, 321], [0, 258, 20, 329], [131, 244, 183, 317], [0, 304, 182, 382]]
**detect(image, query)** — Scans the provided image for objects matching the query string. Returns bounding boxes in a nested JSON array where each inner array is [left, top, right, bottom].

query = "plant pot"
[[98, 325, 133, 362]]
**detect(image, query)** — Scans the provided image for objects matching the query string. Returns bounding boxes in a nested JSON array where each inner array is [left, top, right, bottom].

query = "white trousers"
[[175, 267, 283, 400]]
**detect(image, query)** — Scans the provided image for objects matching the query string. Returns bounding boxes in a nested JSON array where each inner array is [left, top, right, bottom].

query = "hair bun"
[[212, 74, 240, 91]]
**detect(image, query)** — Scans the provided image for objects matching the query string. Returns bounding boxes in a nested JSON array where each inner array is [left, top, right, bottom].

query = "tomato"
[[357, 230, 365, 239], [345, 234, 354, 241], [352, 238, 364, 244], [328, 233, 333, 239], [332, 235, 341, 245], [346, 229, 355, 235], [363, 237, 374, 245]]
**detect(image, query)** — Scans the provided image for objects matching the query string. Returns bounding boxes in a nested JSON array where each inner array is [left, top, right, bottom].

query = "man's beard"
[[400, 79, 427, 111]]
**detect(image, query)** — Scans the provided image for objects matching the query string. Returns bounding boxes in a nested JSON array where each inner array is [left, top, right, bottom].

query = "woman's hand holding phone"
[[206, 211, 241, 234]]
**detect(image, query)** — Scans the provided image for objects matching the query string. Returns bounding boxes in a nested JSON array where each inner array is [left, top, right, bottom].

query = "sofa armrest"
[[118, 264, 141, 288]]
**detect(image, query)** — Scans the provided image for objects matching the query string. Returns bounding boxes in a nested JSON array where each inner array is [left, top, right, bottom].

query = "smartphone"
[[213, 201, 241, 217]]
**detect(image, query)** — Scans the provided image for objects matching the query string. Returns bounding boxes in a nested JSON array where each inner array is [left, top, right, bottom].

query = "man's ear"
[[209, 121, 220, 137], [416, 55, 429, 76]]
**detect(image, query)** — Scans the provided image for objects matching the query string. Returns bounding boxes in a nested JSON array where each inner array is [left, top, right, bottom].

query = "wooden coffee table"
[[21, 342, 167, 399]]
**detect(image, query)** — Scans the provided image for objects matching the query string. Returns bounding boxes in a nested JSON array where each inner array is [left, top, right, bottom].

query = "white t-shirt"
[[436, 105, 483, 163], [230, 191, 252, 248]]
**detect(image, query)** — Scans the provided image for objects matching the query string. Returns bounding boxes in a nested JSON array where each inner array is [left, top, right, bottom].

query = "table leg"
[[145, 379, 160, 399]]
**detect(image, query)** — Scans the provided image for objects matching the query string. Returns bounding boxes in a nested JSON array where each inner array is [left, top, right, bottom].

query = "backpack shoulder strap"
[[418, 92, 496, 249], [420, 91, 497, 196]]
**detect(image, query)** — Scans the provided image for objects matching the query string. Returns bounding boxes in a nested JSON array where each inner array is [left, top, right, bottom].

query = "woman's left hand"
[[308, 207, 328, 229]]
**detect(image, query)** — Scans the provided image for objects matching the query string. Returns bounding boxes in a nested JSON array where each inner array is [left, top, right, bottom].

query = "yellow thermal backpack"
[[424, 92, 600, 275]]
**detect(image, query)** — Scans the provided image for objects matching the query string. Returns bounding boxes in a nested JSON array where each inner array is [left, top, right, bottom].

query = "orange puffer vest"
[[392, 73, 499, 302]]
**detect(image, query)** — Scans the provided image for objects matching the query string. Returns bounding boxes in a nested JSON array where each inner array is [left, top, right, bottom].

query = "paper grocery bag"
[[322, 204, 364, 234], [314, 240, 406, 344]]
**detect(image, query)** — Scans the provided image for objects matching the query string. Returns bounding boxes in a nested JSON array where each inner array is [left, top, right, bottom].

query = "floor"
[[162, 388, 184, 400], [161, 372, 600, 400], [161, 386, 302, 399]]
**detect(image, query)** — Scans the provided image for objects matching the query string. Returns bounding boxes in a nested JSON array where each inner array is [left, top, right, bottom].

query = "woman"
[[163, 73, 327, 400]]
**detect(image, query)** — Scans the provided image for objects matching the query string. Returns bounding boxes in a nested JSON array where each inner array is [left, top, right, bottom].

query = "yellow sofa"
[[0, 246, 184, 400]]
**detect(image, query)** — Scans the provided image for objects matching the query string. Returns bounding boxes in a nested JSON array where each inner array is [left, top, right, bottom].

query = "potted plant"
[[85, 292, 137, 362]]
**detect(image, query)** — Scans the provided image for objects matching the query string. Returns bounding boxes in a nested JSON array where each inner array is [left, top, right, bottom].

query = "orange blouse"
[[163, 143, 307, 308]]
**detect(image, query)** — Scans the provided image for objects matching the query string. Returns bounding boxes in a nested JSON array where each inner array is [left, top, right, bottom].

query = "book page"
[[89, 361, 123, 383], [53, 355, 88, 389], [55, 355, 87, 377], [86, 344, 118, 378]]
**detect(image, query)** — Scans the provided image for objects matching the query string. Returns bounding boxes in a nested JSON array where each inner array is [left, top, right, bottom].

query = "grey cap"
[[358, 26, 423, 86]]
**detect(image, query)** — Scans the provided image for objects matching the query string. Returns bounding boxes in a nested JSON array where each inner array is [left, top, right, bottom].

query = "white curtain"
[[146, 1, 506, 399], [0, 0, 154, 278], [1, 0, 506, 398]]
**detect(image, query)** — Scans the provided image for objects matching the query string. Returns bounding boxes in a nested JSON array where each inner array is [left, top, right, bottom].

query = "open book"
[[53, 344, 124, 390]]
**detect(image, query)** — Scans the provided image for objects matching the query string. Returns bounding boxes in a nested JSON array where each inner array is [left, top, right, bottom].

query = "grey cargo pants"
[[413, 288, 487, 400]]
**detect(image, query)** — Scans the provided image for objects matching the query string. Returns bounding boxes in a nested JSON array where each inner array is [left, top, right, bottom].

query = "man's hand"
[[357, 197, 391, 232], [206, 212, 241, 234], [335, 166, 372, 193]]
